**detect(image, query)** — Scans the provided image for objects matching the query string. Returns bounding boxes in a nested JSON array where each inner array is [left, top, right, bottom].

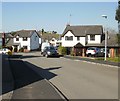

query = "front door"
[[14, 45, 18, 52]]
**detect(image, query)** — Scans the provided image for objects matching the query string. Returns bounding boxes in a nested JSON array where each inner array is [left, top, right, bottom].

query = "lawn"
[[96, 57, 120, 63]]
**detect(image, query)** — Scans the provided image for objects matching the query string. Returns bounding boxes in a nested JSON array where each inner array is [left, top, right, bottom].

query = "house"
[[6, 30, 41, 52], [61, 25, 104, 55], [61, 25, 119, 57], [37, 30, 61, 47]]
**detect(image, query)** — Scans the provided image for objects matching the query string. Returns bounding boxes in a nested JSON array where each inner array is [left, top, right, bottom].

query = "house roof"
[[0, 33, 13, 38], [74, 43, 84, 48], [14, 30, 40, 38], [62, 25, 103, 37], [37, 31, 60, 41], [6, 38, 20, 46]]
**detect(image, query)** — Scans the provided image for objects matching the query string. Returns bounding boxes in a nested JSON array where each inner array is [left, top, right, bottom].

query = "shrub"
[[7, 51, 12, 55], [19, 47, 24, 52], [58, 46, 67, 55]]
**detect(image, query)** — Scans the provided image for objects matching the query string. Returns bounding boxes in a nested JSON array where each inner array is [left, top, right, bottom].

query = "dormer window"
[[90, 35, 95, 41]]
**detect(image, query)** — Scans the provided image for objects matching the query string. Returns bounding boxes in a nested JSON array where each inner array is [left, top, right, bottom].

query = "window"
[[90, 35, 95, 41], [65, 36, 73, 41], [16, 38, 19, 41], [23, 37, 27, 41], [23, 46, 27, 49], [77, 37, 80, 41]]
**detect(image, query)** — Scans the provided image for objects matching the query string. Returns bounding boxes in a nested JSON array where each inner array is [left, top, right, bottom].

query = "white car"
[[0, 48, 11, 54], [86, 47, 100, 57]]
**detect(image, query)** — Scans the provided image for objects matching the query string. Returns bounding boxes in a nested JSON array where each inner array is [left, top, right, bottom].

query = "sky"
[[1, 2, 119, 34]]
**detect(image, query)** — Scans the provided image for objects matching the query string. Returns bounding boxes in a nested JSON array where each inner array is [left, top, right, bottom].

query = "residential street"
[[21, 52, 118, 99], [2, 54, 64, 100]]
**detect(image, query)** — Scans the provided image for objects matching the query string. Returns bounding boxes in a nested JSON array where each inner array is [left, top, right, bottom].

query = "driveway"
[[20, 52, 118, 99]]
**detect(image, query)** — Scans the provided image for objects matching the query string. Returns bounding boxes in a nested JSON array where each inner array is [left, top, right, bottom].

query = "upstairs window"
[[16, 38, 19, 41], [23, 37, 27, 41], [90, 35, 95, 41], [77, 37, 80, 41], [65, 36, 73, 41]]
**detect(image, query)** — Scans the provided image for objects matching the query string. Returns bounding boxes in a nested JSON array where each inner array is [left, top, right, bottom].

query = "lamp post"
[[102, 15, 107, 61]]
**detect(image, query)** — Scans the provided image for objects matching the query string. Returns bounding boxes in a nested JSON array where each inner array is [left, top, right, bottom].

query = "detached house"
[[61, 25, 119, 57], [7, 30, 41, 52], [61, 25, 104, 55]]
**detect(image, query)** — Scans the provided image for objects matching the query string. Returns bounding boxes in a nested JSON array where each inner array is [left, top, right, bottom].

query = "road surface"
[[21, 52, 118, 99]]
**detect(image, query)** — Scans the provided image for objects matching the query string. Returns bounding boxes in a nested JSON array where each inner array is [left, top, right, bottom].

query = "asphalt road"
[[21, 52, 118, 99], [8, 54, 64, 99]]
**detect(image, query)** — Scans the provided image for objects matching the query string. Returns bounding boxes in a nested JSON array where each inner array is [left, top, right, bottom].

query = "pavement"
[[64, 55, 119, 67], [1, 54, 14, 100], [1, 54, 66, 100]]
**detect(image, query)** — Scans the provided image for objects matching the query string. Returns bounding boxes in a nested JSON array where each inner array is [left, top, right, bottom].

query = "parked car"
[[0, 48, 12, 55], [97, 48, 109, 57], [86, 47, 100, 57], [42, 46, 58, 57]]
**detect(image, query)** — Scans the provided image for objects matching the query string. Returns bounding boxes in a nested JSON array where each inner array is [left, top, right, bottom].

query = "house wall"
[[39, 38, 42, 45], [13, 37, 30, 50], [87, 35, 101, 44], [30, 31, 39, 50], [61, 31, 85, 47]]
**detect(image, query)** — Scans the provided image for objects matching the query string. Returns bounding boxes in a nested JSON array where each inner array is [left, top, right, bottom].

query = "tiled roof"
[[14, 30, 40, 38], [62, 25, 103, 37], [0, 33, 13, 38]]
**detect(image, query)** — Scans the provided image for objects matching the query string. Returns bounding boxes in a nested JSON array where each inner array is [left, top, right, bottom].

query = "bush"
[[19, 47, 24, 52], [7, 51, 12, 55], [58, 46, 67, 55]]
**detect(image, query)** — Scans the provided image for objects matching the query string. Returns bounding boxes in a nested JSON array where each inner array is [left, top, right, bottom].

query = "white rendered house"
[[61, 25, 104, 48], [11, 30, 41, 51]]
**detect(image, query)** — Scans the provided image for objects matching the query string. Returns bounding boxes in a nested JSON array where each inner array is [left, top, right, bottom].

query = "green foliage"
[[42, 29, 44, 34], [0, 45, 2, 49], [7, 51, 12, 55], [115, 7, 120, 22], [11, 32, 17, 36], [19, 47, 24, 52], [116, 34, 120, 44], [58, 46, 67, 55]]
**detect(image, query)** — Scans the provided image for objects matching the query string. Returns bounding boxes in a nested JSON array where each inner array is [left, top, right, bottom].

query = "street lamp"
[[102, 15, 107, 61]]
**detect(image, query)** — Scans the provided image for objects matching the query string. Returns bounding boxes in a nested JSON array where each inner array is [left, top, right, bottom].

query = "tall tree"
[[115, 1, 120, 22]]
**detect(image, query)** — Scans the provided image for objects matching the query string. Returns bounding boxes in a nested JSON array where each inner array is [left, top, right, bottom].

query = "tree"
[[115, 9, 120, 22], [115, 1, 120, 22], [42, 29, 44, 34]]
